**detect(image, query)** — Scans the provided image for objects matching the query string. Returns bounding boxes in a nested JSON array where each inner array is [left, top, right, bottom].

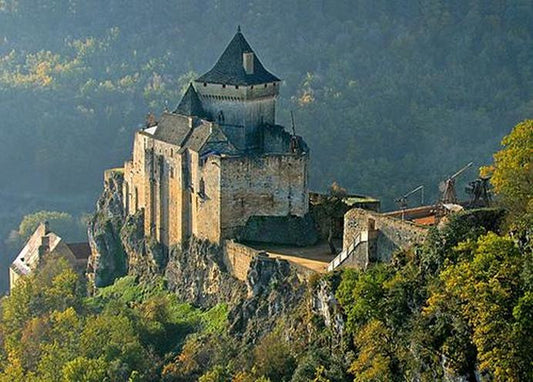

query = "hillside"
[[0, 120, 531, 381], [1, 1, 533, 252]]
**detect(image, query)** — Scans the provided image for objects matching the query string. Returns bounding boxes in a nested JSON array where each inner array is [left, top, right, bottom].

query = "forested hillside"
[[0, 120, 530, 381], [1, 0, 533, 289]]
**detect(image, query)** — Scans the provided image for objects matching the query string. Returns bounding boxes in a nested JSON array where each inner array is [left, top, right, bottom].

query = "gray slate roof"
[[151, 113, 239, 156], [153, 113, 192, 145], [196, 30, 280, 86], [174, 84, 206, 117]]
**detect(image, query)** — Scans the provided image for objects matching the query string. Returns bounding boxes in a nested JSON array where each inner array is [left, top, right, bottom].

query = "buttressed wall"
[[120, 28, 310, 249]]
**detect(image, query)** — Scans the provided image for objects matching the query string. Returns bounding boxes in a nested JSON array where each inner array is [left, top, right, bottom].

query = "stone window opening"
[[264, 84, 267, 88], [203, 82, 207, 87], [235, 85, 239, 89], [217, 110, 225, 124], [199, 178, 206, 199], [222, 84, 226, 88]]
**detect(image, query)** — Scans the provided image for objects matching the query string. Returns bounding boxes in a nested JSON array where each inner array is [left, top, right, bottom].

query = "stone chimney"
[[243, 52, 254, 74], [38, 234, 50, 264], [43, 220, 50, 234], [41, 235, 50, 251]]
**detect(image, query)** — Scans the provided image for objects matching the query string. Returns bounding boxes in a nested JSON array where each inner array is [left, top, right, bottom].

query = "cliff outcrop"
[[87, 170, 127, 288], [87, 170, 320, 343]]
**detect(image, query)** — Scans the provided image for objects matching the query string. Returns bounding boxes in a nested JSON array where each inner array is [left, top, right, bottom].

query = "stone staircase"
[[327, 231, 369, 271]]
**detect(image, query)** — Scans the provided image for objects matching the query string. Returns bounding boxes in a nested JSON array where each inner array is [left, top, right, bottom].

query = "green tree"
[[483, 120, 533, 221], [349, 320, 395, 382], [61, 357, 106, 382], [429, 233, 532, 381]]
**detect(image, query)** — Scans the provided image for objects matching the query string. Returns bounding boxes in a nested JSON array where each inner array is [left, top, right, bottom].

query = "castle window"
[[235, 85, 239, 89], [199, 178, 206, 198], [273, 82, 276, 87], [203, 82, 207, 87], [170, 149, 173, 157], [170, 167, 174, 178], [264, 84, 267, 88], [250, 85, 254, 89], [217, 110, 225, 124], [222, 84, 226, 88]]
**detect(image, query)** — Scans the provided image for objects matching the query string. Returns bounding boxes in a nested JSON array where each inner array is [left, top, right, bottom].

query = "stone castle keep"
[[122, 28, 309, 248]]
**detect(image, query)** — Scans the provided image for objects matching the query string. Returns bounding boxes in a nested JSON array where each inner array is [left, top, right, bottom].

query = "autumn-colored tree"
[[483, 120, 533, 223], [428, 233, 532, 381], [349, 320, 396, 381]]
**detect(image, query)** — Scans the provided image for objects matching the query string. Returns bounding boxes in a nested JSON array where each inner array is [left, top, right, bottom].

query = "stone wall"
[[191, 153, 222, 244], [238, 213, 318, 246], [344, 208, 428, 264], [219, 153, 309, 238], [122, 118, 309, 249], [222, 240, 259, 281], [196, 82, 278, 151]]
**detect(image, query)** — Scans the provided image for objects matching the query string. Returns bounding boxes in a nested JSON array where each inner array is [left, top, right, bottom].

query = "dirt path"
[[248, 240, 342, 273]]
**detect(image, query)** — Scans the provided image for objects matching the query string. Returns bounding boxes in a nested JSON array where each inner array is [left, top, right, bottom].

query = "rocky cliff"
[[86, 170, 335, 344]]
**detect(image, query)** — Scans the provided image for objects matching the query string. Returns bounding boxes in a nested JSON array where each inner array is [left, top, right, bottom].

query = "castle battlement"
[[121, 28, 310, 249]]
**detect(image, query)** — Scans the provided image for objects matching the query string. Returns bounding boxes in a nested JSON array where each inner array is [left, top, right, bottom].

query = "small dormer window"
[[243, 52, 254, 74]]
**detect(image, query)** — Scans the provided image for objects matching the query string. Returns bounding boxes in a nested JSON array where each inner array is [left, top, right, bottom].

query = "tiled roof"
[[66, 242, 91, 260], [196, 30, 280, 86], [174, 84, 206, 118], [153, 113, 193, 145], [201, 125, 239, 156]]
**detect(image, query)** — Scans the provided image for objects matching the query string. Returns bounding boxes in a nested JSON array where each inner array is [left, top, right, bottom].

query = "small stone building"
[[328, 208, 429, 271], [9, 222, 90, 291], [122, 28, 310, 248]]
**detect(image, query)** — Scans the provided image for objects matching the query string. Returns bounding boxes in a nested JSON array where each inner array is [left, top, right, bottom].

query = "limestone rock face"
[[310, 278, 345, 339], [165, 238, 246, 308], [120, 212, 166, 281], [229, 254, 306, 342], [164, 237, 306, 343], [88, 169, 310, 343], [87, 170, 127, 288]]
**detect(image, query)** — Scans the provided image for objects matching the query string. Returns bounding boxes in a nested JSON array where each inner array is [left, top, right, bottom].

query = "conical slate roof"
[[196, 29, 280, 86], [174, 83, 206, 117]]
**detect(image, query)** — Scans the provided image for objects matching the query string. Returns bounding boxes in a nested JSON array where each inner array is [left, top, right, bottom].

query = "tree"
[[324, 182, 347, 255], [61, 357, 106, 382], [349, 320, 396, 382], [431, 233, 532, 381], [483, 120, 533, 222]]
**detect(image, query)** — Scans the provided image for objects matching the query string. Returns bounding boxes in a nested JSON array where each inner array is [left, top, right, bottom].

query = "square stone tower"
[[122, 27, 311, 248], [194, 26, 281, 152]]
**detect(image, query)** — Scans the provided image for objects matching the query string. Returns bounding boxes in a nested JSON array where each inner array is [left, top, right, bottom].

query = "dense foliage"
[[0, 263, 228, 381], [0, 121, 531, 380], [2, 0, 533, 289]]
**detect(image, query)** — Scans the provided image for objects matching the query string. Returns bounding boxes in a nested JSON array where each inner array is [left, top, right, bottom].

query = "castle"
[[122, 28, 309, 248]]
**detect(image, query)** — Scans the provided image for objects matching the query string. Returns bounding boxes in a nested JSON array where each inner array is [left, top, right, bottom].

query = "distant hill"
[[1, 0, 532, 287]]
